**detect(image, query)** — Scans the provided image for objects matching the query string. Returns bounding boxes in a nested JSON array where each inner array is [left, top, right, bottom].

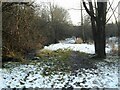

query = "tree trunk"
[[83, 1, 107, 58], [96, 20, 106, 58], [95, 2, 107, 58], [88, 2, 99, 55]]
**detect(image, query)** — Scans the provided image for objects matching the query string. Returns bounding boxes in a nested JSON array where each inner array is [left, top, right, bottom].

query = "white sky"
[[35, 0, 120, 25]]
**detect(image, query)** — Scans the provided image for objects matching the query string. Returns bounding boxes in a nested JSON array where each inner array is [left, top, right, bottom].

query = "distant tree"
[[36, 3, 71, 43], [49, 4, 71, 42], [83, 15, 92, 41]]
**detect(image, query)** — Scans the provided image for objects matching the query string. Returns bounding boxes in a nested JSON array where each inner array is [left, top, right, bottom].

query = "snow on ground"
[[0, 69, 6, 89], [44, 43, 95, 54], [44, 43, 112, 54], [0, 37, 118, 89], [0, 59, 118, 88], [108, 37, 118, 42], [44, 36, 118, 54]]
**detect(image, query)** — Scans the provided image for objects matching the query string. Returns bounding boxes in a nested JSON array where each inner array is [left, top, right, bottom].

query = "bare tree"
[[83, 0, 107, 58]]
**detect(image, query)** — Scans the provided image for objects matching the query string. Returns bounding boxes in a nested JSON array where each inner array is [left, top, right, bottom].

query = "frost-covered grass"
[[0, 55, 118, 89], [0, 41, 119, 89]]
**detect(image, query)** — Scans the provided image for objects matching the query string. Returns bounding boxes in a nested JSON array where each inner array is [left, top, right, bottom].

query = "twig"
[[106, 3, 119, 24]]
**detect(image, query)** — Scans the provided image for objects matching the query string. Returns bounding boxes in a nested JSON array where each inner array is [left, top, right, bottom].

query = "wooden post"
[[118, 1, 120, 56], [81, 1, 85, 42]]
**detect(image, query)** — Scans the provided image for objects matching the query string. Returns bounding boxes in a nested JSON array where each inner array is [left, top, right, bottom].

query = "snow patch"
[[44, 43, 112, 54], [0, 60, 118, 88]]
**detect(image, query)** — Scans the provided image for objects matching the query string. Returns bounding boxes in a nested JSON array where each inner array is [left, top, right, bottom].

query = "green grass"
[[35, 49, 72, 76], [36, 49, 72, 62]]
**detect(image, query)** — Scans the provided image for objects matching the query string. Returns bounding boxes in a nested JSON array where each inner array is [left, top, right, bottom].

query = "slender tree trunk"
[[118, 2, 120, 56], [91, 18, 99, 55], [89, 2, 99, 55]]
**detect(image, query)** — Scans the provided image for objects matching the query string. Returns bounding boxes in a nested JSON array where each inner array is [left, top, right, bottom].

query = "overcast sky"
[[35, 0, 120, 25]]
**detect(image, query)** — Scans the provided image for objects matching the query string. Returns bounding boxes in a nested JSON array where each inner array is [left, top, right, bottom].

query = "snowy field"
[[0, 37, 119, 89], [0, 57, 118, 89]]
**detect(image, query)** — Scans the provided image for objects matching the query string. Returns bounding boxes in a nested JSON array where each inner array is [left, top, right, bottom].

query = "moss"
[[36, 49, 72, 61], [36, 49, 72, 76]]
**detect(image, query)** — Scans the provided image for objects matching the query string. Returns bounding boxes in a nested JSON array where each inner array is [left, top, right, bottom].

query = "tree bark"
[[83, 1, 107, 58], [96, 2, 107, 58], [88, 2, 99, 55]]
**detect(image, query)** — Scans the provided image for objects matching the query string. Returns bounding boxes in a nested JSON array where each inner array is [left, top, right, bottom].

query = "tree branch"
[[67, 8, 83, 10], [106, 1, 119, 29], [106, 3, 118, 24], [2, 2, 35, 12], [82, 0, 96, 20], [106, 0, 114, 14]]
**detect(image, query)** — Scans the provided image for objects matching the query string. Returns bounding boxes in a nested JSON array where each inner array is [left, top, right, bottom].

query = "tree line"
[[2, 2, 74, 60], [2, 1, 118, 61]]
